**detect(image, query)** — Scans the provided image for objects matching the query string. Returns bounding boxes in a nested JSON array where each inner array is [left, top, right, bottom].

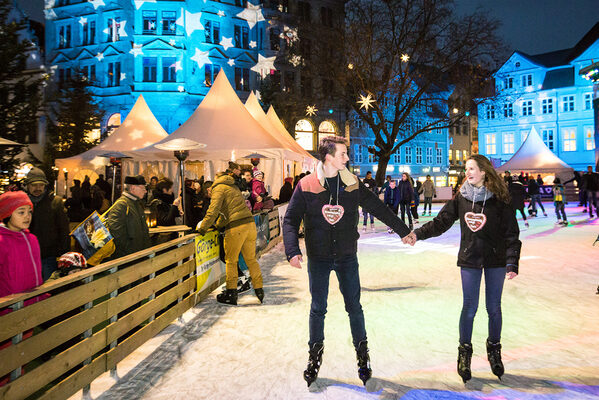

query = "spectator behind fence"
[[149, 178, 181, 226], [94, 174, 112, 202], [24, 167, 70, 281], [196, 172, 264, 305], [104, 175, 151, 260], [251, 170, 268, 212], [278, 177, 294, 204]]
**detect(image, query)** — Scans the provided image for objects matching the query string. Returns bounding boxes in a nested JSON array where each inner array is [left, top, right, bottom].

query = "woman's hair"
[[465, 154, 510, 204]]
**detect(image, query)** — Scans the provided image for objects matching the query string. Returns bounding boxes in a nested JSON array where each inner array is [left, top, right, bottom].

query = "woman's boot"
[[486, 339, 504, 379], [356, 340, 372, 385], [216, 289, 237, 305], [303, 343, 324, 386], [457, 343, 473, 383]]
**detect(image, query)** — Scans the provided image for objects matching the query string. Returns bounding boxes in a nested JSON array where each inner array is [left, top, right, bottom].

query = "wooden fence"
[[0, 207, 283, 400]]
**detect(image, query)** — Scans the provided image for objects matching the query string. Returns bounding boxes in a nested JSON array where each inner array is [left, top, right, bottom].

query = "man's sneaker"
[[543, 212, 548, 217]]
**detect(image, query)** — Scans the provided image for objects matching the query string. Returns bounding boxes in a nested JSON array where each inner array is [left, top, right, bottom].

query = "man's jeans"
[[530, 194, 545, 214], [307, 254, 366, 349]]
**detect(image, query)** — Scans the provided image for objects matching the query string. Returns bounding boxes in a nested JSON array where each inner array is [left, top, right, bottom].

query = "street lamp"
[[100, 151, 132, 203], [155, 138, 206, 227]]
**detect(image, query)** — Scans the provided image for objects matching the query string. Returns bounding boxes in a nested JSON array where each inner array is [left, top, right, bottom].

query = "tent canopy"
[[496, 127, 574, 175]]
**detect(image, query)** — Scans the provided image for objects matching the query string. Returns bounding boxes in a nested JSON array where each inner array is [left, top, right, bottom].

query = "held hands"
[[289, 254, 303, 269], [402, 231, 417, 246]]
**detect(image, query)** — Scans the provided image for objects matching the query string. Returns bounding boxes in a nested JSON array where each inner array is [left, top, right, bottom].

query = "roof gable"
[[50, 51, 71, 63], [73, 48, 96, 61], [495, 52, 543, 76], [234, 51, 257, 65], [141, 38, 177, 51], [572, 39, 599, 63]]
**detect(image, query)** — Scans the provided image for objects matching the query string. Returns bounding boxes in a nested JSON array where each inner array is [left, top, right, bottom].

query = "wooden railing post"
[[108, 265, 119, 378], [9, 300, 24, 382], [81, 275, 94, 397], [147, 253, 156, 323]]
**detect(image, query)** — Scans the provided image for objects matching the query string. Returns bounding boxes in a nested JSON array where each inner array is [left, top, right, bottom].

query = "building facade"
[[477, 23, 599, 172]]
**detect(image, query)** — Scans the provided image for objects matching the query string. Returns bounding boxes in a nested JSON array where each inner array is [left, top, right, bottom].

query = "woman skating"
[[405, 154, 521, 382]]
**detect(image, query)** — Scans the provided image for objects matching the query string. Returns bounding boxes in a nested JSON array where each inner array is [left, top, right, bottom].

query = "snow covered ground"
[[71, 202, 599, 400]]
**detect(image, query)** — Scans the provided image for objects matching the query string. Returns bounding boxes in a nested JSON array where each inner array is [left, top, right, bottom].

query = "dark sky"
[[17, 0, 599, 55]]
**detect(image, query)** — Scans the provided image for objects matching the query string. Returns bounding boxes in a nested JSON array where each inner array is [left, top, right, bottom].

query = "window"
[[584, 93, 592, 110], [503, 132, 514, 154], [485, 133, 496, 154], [234, 25, 249, 49], [235, 67, 250, 91], [542, 129, 554, 151], [204, 64, 220, 86], [542, 98, 553, 114], [562, 128, 576, 152], [58, 25, 71, 48], [107, 17, 120, 42], [455, 150, 460, 163], [234, 0, 244, 6], [205, 20, 220, 44], [503, 103, 513, 118], [415, 147, 422, 164], [448, 149, 453, 163], [521, 100, 533, 116], [392, 148, 401, 164], [436, 148, 443, 164], [426, 147, 433, 164], [321, 7, 333, 27], [142, 57, 157, 82], [142, 11, 157, 34], [295, 119, 313, 151], [404, 147, 412, 164], [562, 95, 575, 112], [57, 67, 71, 83], [463, 150, 468, 160], [367, 148, 374, 163], [107, 61, 120, 87], [354, 145, 363, 163], [82, 20, 95, 45], [162, 11, 176, 35], [486, 104, 495, 119], [269, 28, 280, 51], [503, 76, 513, 89], [297, 1, 311, 22], [162, 57, 176, 82], [585, 127, 595, 150], [521, 74, 532, 87], [82, 65, 96, 82]]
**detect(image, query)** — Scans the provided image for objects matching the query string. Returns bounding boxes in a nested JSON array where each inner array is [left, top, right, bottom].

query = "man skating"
[[283, 136, 413, 386]]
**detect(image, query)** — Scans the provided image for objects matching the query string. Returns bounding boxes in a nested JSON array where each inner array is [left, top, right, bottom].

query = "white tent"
[[55, 95, 168, 196], [124, 71, 311, 195], [496, 127, 574, 178]]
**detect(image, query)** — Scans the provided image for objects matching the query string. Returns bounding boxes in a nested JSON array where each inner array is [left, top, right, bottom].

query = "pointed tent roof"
[[55, 94, 168, 171], [131, 71, 303, 161], [244, 93, 314, 160], [496, 127, 574, 173]]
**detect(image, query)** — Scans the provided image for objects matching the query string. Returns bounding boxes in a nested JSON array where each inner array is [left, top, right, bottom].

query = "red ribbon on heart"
[[322, 204, 344, 225], [464, 211, 486, 232]]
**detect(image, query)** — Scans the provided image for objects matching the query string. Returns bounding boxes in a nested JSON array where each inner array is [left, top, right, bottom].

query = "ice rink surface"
[[71, 202, 599, 400]]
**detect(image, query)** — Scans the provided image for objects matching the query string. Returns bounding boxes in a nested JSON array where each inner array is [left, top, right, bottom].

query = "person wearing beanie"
[[278, 177, 294, 204], [104, 175, 151, 260], [24, 167, 70, 281], [251, 170, 267, 212]]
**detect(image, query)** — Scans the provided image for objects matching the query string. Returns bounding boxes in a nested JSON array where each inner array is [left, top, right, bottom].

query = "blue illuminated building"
[[477, 23, 599, 172]]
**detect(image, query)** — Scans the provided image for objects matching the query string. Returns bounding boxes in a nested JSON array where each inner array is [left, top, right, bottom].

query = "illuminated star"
[[290, 55, 301, 67], [220, 36, 234, 51], [129, 129, 143, 140], [130, 45, 143, 56], [227, 58, 235, 66], [79, 17, 87, 25], [190, 48, 210, 68], [401, 54, 410, 63], [249, 40, 257, 48], [120, 72, 126, 81], [89, 0, 105, 9], [217, 10, 225, 17], [236, 4, 265, 29], [95, 52, 104, 61], [134, 0, 157, 9], [44, 8, 57, 20], [250, 54, 276, 77], [118, 20, 128, 37], [175, 60, 183, 71], [357, 93, 376, 111], [306, 105, 318, 117], [178, 10, 203, 36], [169, 39, 176, 46], [177, 85, 185, 92]]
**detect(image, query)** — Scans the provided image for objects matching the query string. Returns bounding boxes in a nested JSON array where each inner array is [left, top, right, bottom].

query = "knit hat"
[[124, 175, 146, 185], [24, 167, 49, 186], [253, 170, 264, 178], [0, 191, 33, 220], [57, 252, 87, 276]]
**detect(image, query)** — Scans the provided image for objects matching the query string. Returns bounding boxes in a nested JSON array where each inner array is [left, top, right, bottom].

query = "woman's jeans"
[[307, 255, 366, 349], [459, 267, 506, 344], [423, 197, 433, 213]]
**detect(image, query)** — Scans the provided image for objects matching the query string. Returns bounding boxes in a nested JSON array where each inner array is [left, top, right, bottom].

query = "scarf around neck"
[[460, 181, 494, 202]]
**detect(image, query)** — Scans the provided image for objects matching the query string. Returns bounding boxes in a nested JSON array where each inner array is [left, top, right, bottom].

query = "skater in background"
[[361, 171, 377, 232], [283, 136, 412, 387], [552, 177, 568, 226], [527, 177, 547, 217], [507, 176, 529, 228], [420, 175, 436, 216], [384, 179, 400, 233], [410, 176, 421, 225], [398, 172, 414, 230], [582, 165, 599, 218], [405, 154, 521, 383]]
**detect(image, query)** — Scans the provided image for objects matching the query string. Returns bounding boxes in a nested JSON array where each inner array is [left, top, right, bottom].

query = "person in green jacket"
[[196, 172, 264, 305], [105, 175, 151, 260]]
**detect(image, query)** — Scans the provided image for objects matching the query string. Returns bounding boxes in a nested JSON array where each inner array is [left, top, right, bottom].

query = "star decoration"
[[190, 48, 210, 68], [290, 55, 302, 67], [236, 4, 265, 29], [89, 0, 105, 10], [217, 10, 225, 17], [118, 20, 128, 37], [220, 36, 234, 51], [134, 0, 157, 9], [227, 58, 235, 66], [306, 105, 318, 117], [178, 85, 185, 92], [129, 129, 143, 140], [401, 54, 410, 63], [249, 40, 257, 48], [175, 60, 183, 71], [44, 9, 57, 20], [179, 10, 203, 36], [169, 39, 176, 46], [120, 72, 126, 81], [250, 54, 276, 77], [130, 45, 143, 57], [79, 17, 87, 25], [95, 52, 104, 61], [357, 93, 376, 111]]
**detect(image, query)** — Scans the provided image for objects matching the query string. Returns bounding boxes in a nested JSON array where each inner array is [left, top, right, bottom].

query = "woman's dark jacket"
[[384, 186, 400, 208], [508, 181, 527, 209], [149, 192, 178, 226], [397, 179, 413, 203], [413, 192, 521, 273]]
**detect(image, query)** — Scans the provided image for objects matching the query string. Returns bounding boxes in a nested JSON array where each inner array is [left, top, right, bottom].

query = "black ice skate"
[[254, 288, 264, 303], [237, 276, 251, 293], [303, 343, 324, 386], [486, 339, 504, 379], [457, 342, 473, 383], [356, 340, 372, 385], [216, 289, 237, 305]]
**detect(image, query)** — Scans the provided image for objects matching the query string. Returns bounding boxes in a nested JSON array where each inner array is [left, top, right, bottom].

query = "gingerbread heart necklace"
[[465, 186, 487, 232], [322, 174, 344, 225]]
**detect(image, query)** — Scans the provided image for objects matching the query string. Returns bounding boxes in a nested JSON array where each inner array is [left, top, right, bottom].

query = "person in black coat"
[[507, 176, 528, 228], [405, 154, 521, 383], [278, 177, 294, 204], [384, 179, 400, 233], [149, 178, 181, 227], [397, 172, 414, 229]]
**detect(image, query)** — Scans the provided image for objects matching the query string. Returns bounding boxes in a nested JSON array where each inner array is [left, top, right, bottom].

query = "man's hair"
[[318, 135, 347, 162], [156, 178, 173, 192], [366, 171, 372, 175], [426, 174, 431, 178]]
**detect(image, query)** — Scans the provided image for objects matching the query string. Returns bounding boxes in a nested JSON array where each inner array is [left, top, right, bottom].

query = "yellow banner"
[[195, 231, 221, 292]]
